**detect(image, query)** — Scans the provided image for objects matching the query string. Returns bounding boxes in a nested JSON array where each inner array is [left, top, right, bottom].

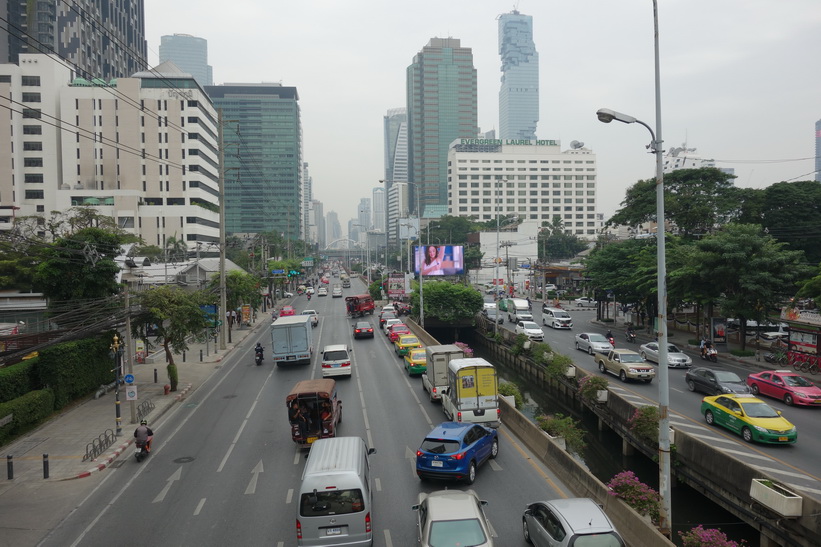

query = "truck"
[[422, 344, 465, 403], [500, 297, 532, 323], [593, 348, 655, 383], [441, 357, 500, 428], [270, 315, 313, 366], [341, 273, 351, 288]]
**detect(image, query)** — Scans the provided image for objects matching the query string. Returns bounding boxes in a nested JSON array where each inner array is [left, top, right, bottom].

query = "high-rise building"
[[326, 211, 341, 245], [0, 54, 219, 246], [302, 162, 313, 243], [205, 83, 302, 239], [159, 34, 213, 87], [311, 199, 325, 249], [372, 187, 386, 233], [384, 108, 408, 187], [498, 10, 539, 141], [2, 1, 147, 79], [816, 119, 821, 182], [357, 198, 372, 244], [407, 38, 478, 216]]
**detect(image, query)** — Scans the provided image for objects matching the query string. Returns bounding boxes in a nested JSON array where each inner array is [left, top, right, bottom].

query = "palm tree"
[[165, 234, 188, 263]]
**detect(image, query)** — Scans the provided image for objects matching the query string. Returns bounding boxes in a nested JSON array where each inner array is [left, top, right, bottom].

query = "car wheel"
[[587, 346, 594, 355], [687, 379, 696, 392], [705, 410, 715, 425], [523, 519, 533, 544], [750, 384, 760, 395], [490, 438, 499, 459], [465, 461, 477, 485], [619, 370, 628, 382], [575, 342, 581, 351], [784, 393, 794, 406], [641, 352, 647, 360], [599, 361, 606, 373], [742, 427, 754, 443]]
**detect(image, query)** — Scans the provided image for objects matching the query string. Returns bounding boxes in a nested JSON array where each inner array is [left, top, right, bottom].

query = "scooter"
[[135, 438, 151, 462], [625, 331, 637, 343], [255, 350, 264, 366], [701, 347, 718, 363]]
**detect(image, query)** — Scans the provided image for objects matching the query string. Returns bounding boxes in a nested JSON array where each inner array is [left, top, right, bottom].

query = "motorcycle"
[[255, 348, 264, 366], [307, 293, 312, 301], [701, 346, 718, 363], [625, 331, 637, 343], [134, 438, 151, 462]]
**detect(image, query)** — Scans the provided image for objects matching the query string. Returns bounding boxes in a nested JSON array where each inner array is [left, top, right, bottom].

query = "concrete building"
[[326, 211, 341, 247], [302, 162, 313, 243], [387, 182, 411, 244], [498, 10, 539, 141], [159, 34, 213, 87], [1, 0, 146, 80], [407, 38, 478, 216], [0, 54, 220, 248], [205, 83, 302, 239], [372, 187, 386, 233], [447, 138, 599, 238], [310, 199, 325, 249], [383, 108, 408, 187]]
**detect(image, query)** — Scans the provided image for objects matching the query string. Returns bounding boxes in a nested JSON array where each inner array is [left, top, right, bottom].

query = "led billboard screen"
[[413, 245, 464, 276]]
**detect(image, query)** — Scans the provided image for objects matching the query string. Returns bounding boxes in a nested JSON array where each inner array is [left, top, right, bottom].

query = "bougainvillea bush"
[[606, 470, 661, 524], [679, 525, 748, 547]]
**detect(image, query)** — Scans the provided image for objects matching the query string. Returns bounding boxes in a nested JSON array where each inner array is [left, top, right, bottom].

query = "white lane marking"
[[384, 530, 393, 547], [293, 451, 301, 465], [286, 488, 294, 504], [217, 370, 273, 472], [152, 467, 182, 503], [245, 460, 264, 494], [355, 365, 375, 448], [755, 466, 816, 481], [193, 498, 206, 516], [489, 460, 503, 471], [375, 477, 382, 491]]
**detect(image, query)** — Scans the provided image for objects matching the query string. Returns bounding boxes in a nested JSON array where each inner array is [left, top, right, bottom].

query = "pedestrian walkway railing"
[[83, 429, 117, 462], [137, 399, 155, 422]]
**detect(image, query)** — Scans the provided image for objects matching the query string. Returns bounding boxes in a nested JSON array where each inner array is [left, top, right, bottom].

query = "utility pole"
[[218, 109, 227, 350]]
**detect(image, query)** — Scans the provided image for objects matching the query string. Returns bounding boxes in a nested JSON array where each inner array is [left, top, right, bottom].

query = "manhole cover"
[[223, 394, 237, 399], [173, 456, 195, 464]]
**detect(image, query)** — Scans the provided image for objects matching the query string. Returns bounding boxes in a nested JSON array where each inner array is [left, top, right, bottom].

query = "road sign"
[[271, 269, 285, 274], [124, 373, 135, 384], [126, 385, 138, 401]]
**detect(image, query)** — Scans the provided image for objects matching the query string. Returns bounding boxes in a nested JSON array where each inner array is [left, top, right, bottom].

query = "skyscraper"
[[205, 83, 302, 238], [1, 0, 147, 79], [384, 107, 408, 186], [372, 187, 386, 233], [498, 10, 539, 141], [159, 34, 213, 87], [407, 38, 478, 216]]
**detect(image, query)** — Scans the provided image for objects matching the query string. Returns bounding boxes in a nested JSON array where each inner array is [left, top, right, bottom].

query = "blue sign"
[[124, 374, 135, 384], [271, 269, 285, 274]]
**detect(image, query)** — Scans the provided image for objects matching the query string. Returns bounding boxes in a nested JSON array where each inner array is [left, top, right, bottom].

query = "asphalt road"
[[38, 284, 572, 546]]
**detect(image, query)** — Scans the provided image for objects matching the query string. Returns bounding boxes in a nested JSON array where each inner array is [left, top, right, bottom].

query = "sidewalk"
[[0, 311, 272, 487]]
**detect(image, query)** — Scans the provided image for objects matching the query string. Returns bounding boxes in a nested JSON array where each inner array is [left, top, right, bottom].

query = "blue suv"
[[415, 422, 499, 484]]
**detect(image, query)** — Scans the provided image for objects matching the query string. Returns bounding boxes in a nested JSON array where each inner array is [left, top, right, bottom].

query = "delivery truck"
[[270, 315, 313, 366], [422, 344, 465, 403], [441, 357, 500, 428]]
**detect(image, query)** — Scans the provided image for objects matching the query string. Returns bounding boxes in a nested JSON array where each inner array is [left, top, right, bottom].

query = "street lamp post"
[[109, 334, 124, 436], [594, 3, 670, 534]]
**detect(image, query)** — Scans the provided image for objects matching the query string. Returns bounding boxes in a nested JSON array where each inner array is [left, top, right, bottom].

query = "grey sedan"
[[413, 490, 494, 546], [685, 367, 751, 395], [639, 342, 692, 368], [574, 333, 612, 355]]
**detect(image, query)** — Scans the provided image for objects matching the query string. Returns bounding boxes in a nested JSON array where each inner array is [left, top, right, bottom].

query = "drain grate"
[[173, 456, 195, 464]]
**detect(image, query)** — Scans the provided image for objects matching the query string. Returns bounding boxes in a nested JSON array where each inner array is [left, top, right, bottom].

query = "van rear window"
[[300, 489, 364, 516], [324, 350, 349, 361]]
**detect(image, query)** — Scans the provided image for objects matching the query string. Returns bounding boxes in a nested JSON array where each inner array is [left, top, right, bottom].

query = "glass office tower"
[[160, 34, 213, 87], [498, 10, 539, 141]]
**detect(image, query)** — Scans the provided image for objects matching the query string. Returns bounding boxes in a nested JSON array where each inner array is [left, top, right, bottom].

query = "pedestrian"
[[226, 310, 232, 327], [231, 309, 238, 326]]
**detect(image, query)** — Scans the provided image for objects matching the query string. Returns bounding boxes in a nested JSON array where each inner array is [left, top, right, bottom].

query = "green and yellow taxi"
[[395, 334, 422, 358], [700, 394, 797, 444], [404, 347, 427, 376]]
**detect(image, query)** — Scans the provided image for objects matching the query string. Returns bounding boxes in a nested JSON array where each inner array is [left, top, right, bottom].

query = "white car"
[[332, 287, 343, 297], [639, 342, 692, 368], [575, 332, 612, 355], [515, 321, 544, 342], [574, 297, 597, 307], [301, 309, 319, 327], [317, 287, 328, 296], [320, 344, 352, 378], [383, 318, 402, 335], [305, 287, 315, 295]]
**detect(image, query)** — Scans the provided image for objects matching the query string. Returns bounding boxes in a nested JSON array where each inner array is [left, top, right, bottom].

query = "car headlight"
[[721, 386, 733, 393], [796, 393, 809, 398], [753, 425, 768, 433]]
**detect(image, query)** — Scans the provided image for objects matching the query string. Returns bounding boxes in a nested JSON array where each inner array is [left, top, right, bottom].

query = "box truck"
[[441, 357, 500, 428], [271, 315, 313, 366], [422, 344, 465, 403]]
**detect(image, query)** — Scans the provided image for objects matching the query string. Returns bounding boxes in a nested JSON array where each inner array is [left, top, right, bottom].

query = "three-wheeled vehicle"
[[286, 379, 342, 448], [345, 294, 375, 318]]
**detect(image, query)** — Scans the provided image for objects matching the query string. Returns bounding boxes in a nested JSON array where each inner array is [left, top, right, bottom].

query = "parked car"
[[279, 305, 296, 317], [746, 370, 821, 406], [301, 309, 319, 327], [701, 394, 797, 444], [404, 348, 427, 376], [686, 367, 750, 395], [412, 490, 493, 547], [415, 422, 498, 484], [574, 333, 612, 355], [523, 498, 626, 547], [574, 297, 597, 307], [352, 321, 374, 339], [395, 334, 422, 357], [515, 321, 544, 342], [639, 342, 692, 368]]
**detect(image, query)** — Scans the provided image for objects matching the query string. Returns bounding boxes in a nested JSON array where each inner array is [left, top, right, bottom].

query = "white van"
[[297, 437, 376, 546], [502, 298, 532, 323], [542, 307, 573, 329]]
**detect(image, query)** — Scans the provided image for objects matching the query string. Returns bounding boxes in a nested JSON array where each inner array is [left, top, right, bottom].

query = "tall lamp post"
[[594, 3, 669, 533], [109, 334, 124, 436]]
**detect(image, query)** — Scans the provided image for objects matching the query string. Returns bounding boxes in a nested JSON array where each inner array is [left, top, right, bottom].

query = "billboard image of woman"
[[414, 245, 464, 276]]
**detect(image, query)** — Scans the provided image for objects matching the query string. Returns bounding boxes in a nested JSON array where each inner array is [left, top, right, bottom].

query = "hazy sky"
[[145, 0, 821, 228]]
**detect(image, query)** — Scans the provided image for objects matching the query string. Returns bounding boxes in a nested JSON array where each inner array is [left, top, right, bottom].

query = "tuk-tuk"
[[345, 294, 375, 318], [286, 379, 342, 447]]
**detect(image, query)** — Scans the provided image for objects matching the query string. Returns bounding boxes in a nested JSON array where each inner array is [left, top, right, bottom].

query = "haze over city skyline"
[[146, 0, 821, 229]]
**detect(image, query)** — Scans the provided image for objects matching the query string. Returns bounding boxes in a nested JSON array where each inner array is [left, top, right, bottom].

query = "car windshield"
[[554, 311, 570, 318], [429, 519, 487, 546], [420, 438, 460, 454], [409, 349, 426, 359], [783, 375, 814, 387], [573, 532, 626, 546], [714, 371, 742, 382], [302, 310, 316, 315], [740, 402, 780, 418], [667, 345, 682, 353], [621, 354, 645, 363], [522, 322, 539, 329], [589, 334, 608, 343]]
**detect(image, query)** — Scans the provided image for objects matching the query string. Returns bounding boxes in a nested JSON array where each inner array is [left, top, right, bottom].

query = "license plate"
[[286, 355, 295, 361], [431, 460, 443, 467], [307, 436, 318, 444], [332, 363, 340, 367], [778, 436, 788, 442], [325, 527, 341, 536], [639, 374, 648, 378]]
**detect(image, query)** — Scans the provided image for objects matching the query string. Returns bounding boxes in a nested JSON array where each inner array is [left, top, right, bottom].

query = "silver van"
[[542, 307, 573, 329], [297, 436, 376, 546]]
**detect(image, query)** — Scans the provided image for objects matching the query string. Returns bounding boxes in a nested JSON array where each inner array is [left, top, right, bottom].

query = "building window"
[[22, 92, 41, 103], [24, 157, 43, 167], [22, 108, 41, 119], [23, 125, 42, 135], [21, 76, 41, 86], [23, 142, 43, 151], [25, 190, 44, 199], [24, 173, 44, 183]]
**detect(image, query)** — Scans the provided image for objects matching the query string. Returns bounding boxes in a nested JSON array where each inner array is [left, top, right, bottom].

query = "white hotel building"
[[447, 138, 599, 238]]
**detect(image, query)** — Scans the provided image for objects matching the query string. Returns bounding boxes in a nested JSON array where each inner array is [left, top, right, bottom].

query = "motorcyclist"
[[134, 420, 154, 452], [606, 329, 615, 346], [626, 325, 636, 342], [255, 343, 264, 361]]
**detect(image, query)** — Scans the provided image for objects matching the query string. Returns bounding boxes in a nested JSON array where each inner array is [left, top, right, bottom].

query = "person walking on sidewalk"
[[134, 420, 154, 452]]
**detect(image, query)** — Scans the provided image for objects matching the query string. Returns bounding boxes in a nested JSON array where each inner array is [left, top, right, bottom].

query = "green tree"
[[408, 280, 484, 329], [422, 215, 478, 245], [755, 180, 821, 264], [34, 227, 123, 302], [130, 286, 210, 391], [796, 264, 821, 305], [538, 216, 589, 260], [164, 234, 188, 263], [207, 270, 263, 312], [607, 168, 737, 238]]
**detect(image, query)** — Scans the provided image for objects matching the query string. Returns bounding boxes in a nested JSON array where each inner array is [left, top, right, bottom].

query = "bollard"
[[182, 351, 186, 363], [164, 384, 171, 395], [154, 368, 158, 383], [43, 454, 49, 479], [6, 454, 12, 480], [200, 349, 203, 362]]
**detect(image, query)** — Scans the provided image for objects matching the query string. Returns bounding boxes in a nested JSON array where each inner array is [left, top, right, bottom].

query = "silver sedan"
[[574, 333, 612, 355], [639, 342, 692, 368]]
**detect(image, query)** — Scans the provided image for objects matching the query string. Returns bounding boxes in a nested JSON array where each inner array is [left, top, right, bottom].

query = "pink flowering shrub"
[[679, 525, 747, 547], [454, 342, 474, 358], [606, 470, 661, 524]]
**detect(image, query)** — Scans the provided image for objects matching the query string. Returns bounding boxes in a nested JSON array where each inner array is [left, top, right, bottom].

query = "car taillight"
[[497, 408, 501, 419], [453, 451, 465, 460], [322, 363, 330, 368], [432, 387, 437, 394], [416, 450, 423, 457], [365, 512, 371, 533], [343, 361, 350, 366], [296, 519, 302, 539], [355, 329, 361, 333]]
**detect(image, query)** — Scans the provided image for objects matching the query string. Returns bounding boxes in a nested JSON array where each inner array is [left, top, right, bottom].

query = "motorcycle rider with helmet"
[[134, 420, 154, 453], [255, 342, 264, 365]]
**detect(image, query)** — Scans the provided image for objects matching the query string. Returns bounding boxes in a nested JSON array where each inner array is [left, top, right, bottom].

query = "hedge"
[[36, 336, 115, 410], [0, 389, 55, 444], [0, 360, 38, 403]]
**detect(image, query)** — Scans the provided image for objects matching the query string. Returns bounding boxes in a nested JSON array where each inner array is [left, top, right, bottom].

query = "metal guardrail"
[[137, 399, 155, 422], [83, 429, 116, 462]]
